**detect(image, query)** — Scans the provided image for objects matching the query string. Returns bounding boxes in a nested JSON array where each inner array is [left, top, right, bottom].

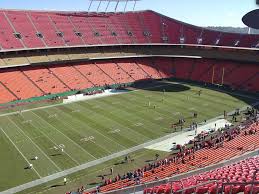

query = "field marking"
[[134, 122, 143, 127], [0, 81, 258, 119], [31, 110, 97, 160], [74, 102, 151, 143], [52, 106, 128, 150], [117, 91, 182, 121], [0, 81, 259, 192], [1, 129, 184, 194], [108, 128, 121, 134], [48, 114, 57, 118], [46, 107, 114, 154], [71, 109, 80, 113], [80, 136, 95, 143], [15, 135, 45, 144], [24, 112, 80, 166], [7, 116, 62, 172], [25, 148, 154, 194], [22, 119, 32, 124], [0, 127, 42, 178], [3, 98, 259, 194], [155, 117, 163, 121], [91, 99, 164, 137]]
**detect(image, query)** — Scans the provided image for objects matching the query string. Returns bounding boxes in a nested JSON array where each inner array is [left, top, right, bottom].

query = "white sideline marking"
[[63, 89, 128, 104], [0, 127, 42, 178], [7, 117, 62, 172], [0, 81, 258, 119], [1, 83, 259, 194]]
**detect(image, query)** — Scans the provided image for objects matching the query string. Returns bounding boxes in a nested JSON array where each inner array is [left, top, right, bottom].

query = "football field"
[[0, 81, 256, 192]]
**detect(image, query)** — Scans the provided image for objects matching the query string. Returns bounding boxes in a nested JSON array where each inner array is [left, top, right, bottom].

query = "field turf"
[[0, 81, 256, 193]]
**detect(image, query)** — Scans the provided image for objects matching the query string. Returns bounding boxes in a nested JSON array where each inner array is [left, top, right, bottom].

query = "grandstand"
[[0, 1, 258, 194]]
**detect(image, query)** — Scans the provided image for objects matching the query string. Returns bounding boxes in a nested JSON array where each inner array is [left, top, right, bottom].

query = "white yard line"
[[97, 101, 165, 137], [31, 111, 97, 160], [45, 108, 113, 155], [0, 130, 183, 194], [0, 127, 42, 178], [50, 106, 126, 151], [0, 84, 169, 118], [72, 102, 151, 143], [0, 82, 258, 118], [7, 116, 62, 172], [1, 83, 259, 194], [24, 112, 80, 166], [2, 99, 259, 194]]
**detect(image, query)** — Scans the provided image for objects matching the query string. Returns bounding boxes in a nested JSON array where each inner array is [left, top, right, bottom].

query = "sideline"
[[0, 81, 258, 118], [0, 82, 170, 118], [1, 100, 259, 194], [1, 82, 259, 193]]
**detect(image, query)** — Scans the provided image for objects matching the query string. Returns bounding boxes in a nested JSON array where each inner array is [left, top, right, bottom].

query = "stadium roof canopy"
[[88, 0, 141, 12], [242, 9, 259, 29]]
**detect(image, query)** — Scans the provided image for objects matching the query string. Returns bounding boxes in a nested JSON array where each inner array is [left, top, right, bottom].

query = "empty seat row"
[[0, 10, 258, 50], [144, 156, 259, 194]]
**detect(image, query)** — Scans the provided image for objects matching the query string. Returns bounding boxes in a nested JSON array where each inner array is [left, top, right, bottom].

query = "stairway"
[[0, 81, 18, 100]]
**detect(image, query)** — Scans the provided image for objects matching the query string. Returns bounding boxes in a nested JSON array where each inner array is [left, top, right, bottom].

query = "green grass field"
[[0, 81, 256, 194]]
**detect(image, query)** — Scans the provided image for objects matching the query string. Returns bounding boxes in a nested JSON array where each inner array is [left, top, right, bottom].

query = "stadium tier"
[[0, 10, 259, 50], [143, 156, 259, 194], [0, 58, 258, 104], [92, 122, 259, 193], [1, 6, 259, 194]]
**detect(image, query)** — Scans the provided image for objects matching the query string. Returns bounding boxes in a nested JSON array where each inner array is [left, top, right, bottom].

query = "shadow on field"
[[89, 182, 99, 186], [50, 153, 62, 157], [145, 159, 154, 163], [50, 184, 63, 188], [114, 161, 125, 166], [130, 80, 259, 111], [131, 81, 191, 93]]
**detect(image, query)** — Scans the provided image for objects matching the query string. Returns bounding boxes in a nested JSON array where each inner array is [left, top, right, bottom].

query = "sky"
[[0, 0, 258, 27]]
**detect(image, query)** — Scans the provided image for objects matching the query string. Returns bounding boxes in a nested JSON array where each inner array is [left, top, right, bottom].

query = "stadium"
[[0, 0, 258, 194]]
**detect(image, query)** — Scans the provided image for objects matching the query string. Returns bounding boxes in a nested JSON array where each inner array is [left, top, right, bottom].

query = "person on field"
[[155, 153, 159, 160], [198, 90, 202, 96], [64, 177, 67, 185]]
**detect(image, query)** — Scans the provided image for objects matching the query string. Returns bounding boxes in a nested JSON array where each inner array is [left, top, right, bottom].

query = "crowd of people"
[[67, 107, 259, 194], [99, 114, 259, 188]]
